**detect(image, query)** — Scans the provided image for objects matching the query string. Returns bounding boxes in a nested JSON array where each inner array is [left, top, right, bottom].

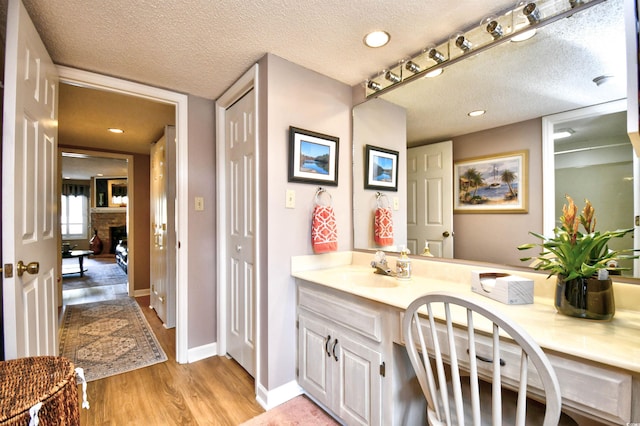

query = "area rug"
[[59, 297, 167, 382], [240, 395, 339, 425], [62, 257, 128, 291]]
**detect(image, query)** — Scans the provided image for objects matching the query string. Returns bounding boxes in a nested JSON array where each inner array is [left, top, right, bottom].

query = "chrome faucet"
[[371, 251, 394, 276]]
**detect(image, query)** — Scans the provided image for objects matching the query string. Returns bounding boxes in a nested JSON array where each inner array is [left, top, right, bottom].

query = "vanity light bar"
[[364, 0, 604, 97]]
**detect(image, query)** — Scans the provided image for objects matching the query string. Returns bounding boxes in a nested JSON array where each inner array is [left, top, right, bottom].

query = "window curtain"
[[61, 183, 90, 197]]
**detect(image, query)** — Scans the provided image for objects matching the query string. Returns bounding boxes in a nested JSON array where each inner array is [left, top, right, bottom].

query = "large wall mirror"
[[352, 0, 640, 279]]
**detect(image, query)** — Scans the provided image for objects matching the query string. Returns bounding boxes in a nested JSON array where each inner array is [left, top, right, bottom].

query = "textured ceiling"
[[21, 0, 626, 177], [22, 0, 518, 100], [379, 0, 626, 146]]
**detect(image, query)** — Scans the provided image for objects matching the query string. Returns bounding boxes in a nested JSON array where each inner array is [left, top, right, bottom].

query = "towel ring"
[[315, 187, 333, 206], [376, 192, 390, 209]]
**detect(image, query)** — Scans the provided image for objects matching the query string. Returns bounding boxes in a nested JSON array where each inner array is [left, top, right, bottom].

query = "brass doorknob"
[[17, 261, 39, 277], [442, 231, 451, 238]]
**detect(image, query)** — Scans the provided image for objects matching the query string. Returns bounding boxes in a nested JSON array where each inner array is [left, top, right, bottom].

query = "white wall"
[[260, 54, 353, 392]]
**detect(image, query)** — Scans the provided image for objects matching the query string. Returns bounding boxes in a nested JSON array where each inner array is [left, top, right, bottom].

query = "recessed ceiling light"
[[468, 110, 486, 117], [108, 128, 124, 134], [96, 173, 104, 177], [364, 31, 390, 48], [63, 176, 71, 180], [424, 68, 444, 78]]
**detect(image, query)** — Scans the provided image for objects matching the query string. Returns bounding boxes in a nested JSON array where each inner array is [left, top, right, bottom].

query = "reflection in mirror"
[[352, 0, 635, 277], [542, 99, 639, 277]]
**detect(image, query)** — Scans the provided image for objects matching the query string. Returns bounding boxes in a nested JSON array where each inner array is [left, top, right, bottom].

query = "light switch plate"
[[393, 197, 400, 211], [195, 196, 204, 211], [286, 190, 295, 209]]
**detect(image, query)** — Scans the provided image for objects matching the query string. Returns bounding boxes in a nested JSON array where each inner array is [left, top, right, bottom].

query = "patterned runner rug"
[[59, 297, 167, 382]]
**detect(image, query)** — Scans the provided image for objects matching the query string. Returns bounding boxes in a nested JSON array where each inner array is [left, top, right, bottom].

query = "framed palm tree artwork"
[[454, 150, 528, 213]]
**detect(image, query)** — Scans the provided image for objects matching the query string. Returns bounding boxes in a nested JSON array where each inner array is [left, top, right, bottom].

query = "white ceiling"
[[22, 0, 626, 177], [22, 0, 519, 100]]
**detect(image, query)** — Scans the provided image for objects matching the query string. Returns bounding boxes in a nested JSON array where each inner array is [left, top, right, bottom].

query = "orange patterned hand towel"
[[311, 205, 338, 253], [374, 207, 394, 246]]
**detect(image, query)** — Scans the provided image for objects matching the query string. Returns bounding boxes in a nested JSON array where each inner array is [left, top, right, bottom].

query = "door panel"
[[3, 0, 59, 358], [225, 89, 256, 376], [407, 141, 453, 258]]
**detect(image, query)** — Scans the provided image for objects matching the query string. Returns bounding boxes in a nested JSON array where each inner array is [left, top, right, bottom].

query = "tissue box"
[[471, 271, 534, 305]]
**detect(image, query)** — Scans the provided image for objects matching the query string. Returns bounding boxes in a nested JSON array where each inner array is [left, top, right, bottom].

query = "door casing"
[[215, 64, 261, 392], [57, 66, 190, 363]]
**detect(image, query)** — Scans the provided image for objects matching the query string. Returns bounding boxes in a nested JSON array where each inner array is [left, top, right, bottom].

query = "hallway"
[[77, 296, 264, 425]]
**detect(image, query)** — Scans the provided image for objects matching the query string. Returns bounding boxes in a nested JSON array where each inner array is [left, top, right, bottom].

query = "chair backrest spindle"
[[402, 292, 562, 426]]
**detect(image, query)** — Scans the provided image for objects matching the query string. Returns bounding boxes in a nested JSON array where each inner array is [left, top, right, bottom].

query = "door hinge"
[[379, 361, 386, 377]]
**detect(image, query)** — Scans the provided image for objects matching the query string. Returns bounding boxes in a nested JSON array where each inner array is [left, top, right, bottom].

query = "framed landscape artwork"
[[454, 150, 528, 213], [288, 126, 339, 186], [364, 145, 399, 191]]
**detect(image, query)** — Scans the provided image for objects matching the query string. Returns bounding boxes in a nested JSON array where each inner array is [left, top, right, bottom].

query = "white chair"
[[402, 292, 564, 426]]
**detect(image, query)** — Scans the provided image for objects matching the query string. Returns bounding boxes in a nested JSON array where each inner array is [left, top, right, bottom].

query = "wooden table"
[[62, 249, 93, 277]]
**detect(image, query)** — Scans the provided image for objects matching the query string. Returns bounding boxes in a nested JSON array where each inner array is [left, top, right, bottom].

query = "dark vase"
[[89, 229, 103, 255], [555, 275, 615, 320]]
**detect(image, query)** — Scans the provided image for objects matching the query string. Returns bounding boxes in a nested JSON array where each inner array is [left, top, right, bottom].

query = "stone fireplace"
[[90, 211, 126, 255]]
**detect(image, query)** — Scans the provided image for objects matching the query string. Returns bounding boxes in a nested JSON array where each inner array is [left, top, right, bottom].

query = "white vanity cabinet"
[[297, 283, 388, 426]]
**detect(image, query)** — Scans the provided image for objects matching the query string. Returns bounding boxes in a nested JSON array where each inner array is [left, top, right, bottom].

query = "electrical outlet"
[[195, 197, 204, 211], [286, 190, 296, 209]]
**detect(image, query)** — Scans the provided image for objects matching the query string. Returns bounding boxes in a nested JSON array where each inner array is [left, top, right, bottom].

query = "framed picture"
[[364, 145, 399, 191], [454, 150, 528, 213], [288, 126, 339, 186]]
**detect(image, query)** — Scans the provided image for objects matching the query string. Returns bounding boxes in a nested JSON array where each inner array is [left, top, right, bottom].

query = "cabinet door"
[[299, 314, 332, 407], [335, 335, 383, 426]]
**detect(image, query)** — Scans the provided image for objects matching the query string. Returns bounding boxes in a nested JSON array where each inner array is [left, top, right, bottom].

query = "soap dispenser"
[[396, 246, 412, 280], [421, 240, 434, 257]]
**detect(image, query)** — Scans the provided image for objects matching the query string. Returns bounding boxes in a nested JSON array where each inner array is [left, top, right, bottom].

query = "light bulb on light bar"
[[468, 110, 486, 117], [108, 128, 124, 134]]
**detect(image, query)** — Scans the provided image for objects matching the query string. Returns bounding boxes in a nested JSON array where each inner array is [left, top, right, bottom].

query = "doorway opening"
[[60, 150, 132, 306], [56, 66, 189, 362]]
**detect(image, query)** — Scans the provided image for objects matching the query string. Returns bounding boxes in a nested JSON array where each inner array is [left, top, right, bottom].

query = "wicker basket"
[[0, 356, 79, 425]]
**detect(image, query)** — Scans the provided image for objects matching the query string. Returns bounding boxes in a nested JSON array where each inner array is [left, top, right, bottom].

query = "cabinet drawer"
[[406, 314, 632, 424], [299, 286, 382, 342]]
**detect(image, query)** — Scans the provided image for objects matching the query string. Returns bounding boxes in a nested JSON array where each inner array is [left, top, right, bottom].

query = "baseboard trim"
[[133, 288, 150, 297], [256, 380, 303, 410], [187, 342, 218, 363]]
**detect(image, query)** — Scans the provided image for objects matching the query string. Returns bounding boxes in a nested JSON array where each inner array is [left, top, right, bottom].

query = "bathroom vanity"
[[293, 251, 640, 425]]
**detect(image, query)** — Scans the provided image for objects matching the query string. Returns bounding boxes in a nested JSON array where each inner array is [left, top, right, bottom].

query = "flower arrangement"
[[518, 195, 635, 280]]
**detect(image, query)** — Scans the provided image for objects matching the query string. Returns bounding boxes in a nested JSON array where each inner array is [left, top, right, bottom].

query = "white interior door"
[[225, 89, 256, 376], [407, 141, 454, 258], [150, 125, 176, 328], [2, 0, 59, 358]]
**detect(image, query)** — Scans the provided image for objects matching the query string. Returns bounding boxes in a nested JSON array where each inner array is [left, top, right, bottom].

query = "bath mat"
[[59, 297, 167, 382], [240, 395, 339, 425]]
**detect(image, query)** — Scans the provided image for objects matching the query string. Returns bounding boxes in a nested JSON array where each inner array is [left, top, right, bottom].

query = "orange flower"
[[581, 199, 595, 233], [561, 195, 578, 243]]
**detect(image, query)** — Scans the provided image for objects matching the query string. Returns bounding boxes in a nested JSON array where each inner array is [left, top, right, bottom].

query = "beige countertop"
[[292, 251, 640, 374]]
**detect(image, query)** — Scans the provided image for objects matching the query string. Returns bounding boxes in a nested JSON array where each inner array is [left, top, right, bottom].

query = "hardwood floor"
[[63, 290, 264, 425]]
